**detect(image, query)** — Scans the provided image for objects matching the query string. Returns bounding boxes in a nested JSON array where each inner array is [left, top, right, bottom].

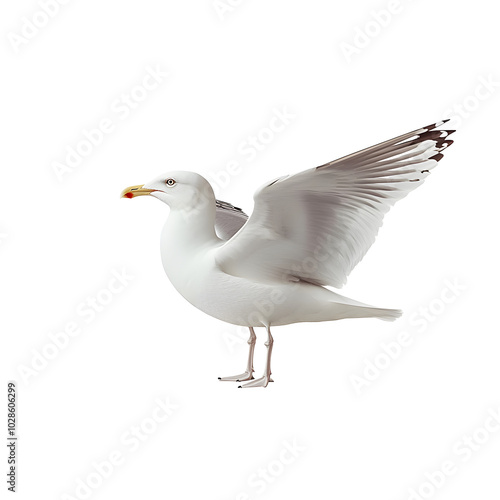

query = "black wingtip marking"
[[438, 139, 454, 150], [424, 119, 451, 132], [410, 130, 446, 144], [430, 153, 444, 162], [435, 138, 454, 149], [421, 169, 430, 173], [317, 120, 455, 171], [439, 130, 456, 140], [408, 129, 456, 148]]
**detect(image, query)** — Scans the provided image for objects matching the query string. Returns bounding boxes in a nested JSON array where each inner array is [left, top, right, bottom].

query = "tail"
[[365, 307, 402, 322], [326, 303, 403, 322], [314, 288, 403, 323]]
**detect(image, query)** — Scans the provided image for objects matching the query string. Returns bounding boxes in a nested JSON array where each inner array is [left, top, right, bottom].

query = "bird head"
[[121, 171, 215, 211]]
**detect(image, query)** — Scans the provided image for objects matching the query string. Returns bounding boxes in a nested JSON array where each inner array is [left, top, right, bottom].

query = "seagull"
[[121, 120, 455, 388]]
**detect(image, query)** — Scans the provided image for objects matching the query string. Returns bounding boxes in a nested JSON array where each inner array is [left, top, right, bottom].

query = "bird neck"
[[164, 200, 218, 249]]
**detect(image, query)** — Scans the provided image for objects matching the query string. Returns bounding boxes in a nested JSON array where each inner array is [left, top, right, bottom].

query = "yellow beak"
[[120, 184, 155, 199]]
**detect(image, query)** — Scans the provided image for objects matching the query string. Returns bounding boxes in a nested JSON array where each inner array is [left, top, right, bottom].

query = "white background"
[[1, 1, 499, 499]]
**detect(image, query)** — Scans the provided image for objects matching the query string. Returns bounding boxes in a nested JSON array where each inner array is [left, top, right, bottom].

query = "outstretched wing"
[[215, 200, 248, 240], [215, 120, 455, 288]]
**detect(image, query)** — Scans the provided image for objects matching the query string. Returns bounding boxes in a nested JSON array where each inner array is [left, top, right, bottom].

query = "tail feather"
[[327, 302, 403, 322], [365, 307, 402, 322]]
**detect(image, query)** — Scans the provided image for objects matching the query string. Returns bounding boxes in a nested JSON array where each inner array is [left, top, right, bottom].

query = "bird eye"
[[166, 178, 176, 186]]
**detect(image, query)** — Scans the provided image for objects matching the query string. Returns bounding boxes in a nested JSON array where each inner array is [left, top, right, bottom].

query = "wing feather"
[[214, 200, 248, 240], [215, 121, 455, 287]]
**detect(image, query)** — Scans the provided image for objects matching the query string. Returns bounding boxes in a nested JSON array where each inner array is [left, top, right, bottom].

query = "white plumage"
[[121, 120, 455, 388]]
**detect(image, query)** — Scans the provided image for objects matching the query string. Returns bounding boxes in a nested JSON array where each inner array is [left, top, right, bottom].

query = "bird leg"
[[218, 327, 256, 382], [239, 326, 274, 388]]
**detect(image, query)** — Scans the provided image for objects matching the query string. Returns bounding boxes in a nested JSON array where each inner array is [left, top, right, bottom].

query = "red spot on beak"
[[125, 192, 134, 198]]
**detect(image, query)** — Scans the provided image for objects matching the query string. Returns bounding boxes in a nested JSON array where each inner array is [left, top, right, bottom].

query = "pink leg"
[[239, 326, 274, 388], [218, 327, 256, 382]]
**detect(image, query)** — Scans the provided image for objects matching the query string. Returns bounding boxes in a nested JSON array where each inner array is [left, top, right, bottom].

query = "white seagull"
[[121, 120, 455, 388]]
